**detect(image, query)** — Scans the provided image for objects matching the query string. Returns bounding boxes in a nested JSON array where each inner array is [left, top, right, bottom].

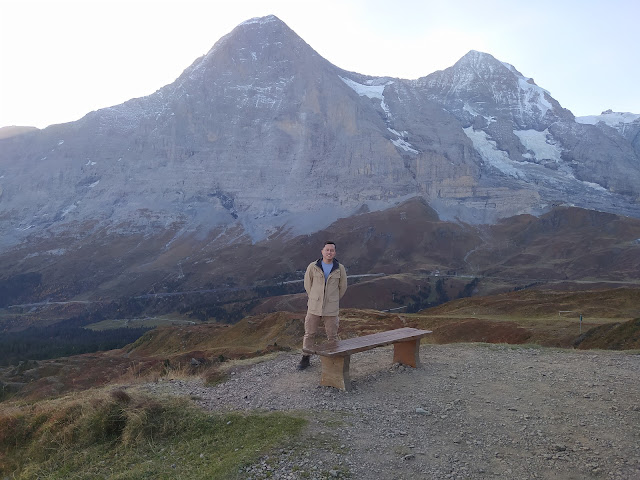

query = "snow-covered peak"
[[240, 15, 280, 27], [460, 50, 497, 64], [576, 110, 640, 127], [420, 50, 506, 94], [450, 50, 508, 77], [420, 50, 560, 129], [499, 62, 552, 109]]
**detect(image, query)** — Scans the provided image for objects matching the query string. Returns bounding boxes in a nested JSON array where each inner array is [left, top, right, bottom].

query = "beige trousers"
[[303, 313, 339, 351]]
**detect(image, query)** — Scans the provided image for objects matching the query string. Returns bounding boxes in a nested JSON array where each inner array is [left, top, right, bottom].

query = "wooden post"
[[320, 355, 351, 391], [393, 339, 421, 367]]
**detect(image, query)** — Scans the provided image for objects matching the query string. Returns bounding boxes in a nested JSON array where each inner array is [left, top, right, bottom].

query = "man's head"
[[321, 241, 336, 264]]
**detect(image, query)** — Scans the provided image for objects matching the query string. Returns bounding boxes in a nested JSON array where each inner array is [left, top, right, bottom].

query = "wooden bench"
[[302, 327, 432, 391]]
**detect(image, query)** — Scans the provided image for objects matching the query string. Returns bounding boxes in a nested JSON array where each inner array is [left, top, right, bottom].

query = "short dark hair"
[[324, 241, 336, 248]]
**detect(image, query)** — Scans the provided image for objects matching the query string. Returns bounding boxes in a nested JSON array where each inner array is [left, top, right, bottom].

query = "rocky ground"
[[144, 344, 640, 479]]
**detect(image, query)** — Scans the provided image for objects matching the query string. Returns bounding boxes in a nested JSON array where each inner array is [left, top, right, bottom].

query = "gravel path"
[[144, 344, 640, 479]]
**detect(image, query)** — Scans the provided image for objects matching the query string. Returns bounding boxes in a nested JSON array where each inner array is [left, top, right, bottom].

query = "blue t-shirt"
[[322, 261, 333, 282]]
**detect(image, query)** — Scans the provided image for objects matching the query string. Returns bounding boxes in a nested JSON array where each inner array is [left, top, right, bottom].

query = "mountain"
[[576, 110, 640, 155], [1, 15, 639, 308], [415, 51, 640, 207]]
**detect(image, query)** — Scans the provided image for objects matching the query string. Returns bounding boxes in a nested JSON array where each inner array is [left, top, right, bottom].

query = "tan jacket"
[[304, 259, 347, 316]]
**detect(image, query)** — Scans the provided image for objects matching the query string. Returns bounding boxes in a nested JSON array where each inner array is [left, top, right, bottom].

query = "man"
[[298, 240, 348, 370]]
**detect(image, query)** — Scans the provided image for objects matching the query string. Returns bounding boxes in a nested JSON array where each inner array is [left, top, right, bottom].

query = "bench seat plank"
[[303, 327, 432, 357], [303, 327, 433, 391]]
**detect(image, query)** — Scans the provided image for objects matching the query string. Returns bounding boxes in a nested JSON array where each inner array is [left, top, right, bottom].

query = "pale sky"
[[1, 0, 639, 129]]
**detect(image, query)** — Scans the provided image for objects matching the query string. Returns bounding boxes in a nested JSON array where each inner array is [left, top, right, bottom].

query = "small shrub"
[[110, 389, 132, 404], [203, 367, 227, 386], [85, 398, 128, 442]]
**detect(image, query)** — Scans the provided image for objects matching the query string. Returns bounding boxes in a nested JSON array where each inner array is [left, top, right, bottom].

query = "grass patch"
[[86, 315, 199, 331], [0, 389, 306, 479], [575, 318, 640, 350]]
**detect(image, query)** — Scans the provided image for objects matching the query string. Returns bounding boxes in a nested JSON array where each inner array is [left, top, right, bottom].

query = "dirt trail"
[[145, 344, 640, 479]]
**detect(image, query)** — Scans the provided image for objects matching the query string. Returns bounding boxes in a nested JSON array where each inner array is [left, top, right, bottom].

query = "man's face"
[[321, 243, 336, 263]]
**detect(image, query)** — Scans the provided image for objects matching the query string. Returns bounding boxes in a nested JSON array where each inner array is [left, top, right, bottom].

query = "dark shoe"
[[297, 355, 310, 370]]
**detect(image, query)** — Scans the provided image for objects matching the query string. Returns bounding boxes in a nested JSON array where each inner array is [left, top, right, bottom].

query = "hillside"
[[2, 284, 639, 478], [2, 201, 640, 327], [4, 343, 639, 479], [2, 284, 638, 404]]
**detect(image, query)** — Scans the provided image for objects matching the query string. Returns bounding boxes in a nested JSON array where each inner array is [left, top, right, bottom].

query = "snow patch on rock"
[[514, 129, 562, 162], [576, 111, 640, 129], [340, 76, 393, 118], [463, 127, 524, 179], [387, 128, 419, 154]]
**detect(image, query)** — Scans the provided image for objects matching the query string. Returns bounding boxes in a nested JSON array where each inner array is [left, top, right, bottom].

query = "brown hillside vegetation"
[[127, 311, 305, 359], [414, 286, 640, 347], [419, 286, 640, 319], [575, 318, 640, 350], [2, 202, 640, 335], [2, 285, 639, 404], [423, 319, 532, 345], [5, 200, 639, 317], [459, 206, 640, 284]]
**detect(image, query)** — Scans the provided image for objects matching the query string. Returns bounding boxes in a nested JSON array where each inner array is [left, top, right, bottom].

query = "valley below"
[[2, 281, 639, 403]]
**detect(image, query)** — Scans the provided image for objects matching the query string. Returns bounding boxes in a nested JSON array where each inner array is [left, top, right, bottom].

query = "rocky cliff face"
[[415, 51, 640, 208], [1, 15, 639, 299], [576, 110, 640, 158]]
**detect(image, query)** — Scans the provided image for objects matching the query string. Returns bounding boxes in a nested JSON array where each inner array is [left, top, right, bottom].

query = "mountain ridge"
[[1, 15, 639, 307]]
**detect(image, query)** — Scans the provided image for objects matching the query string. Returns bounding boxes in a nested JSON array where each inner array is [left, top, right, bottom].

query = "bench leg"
[[320, 355, 351, 391], [393, 339, 421, 368]]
